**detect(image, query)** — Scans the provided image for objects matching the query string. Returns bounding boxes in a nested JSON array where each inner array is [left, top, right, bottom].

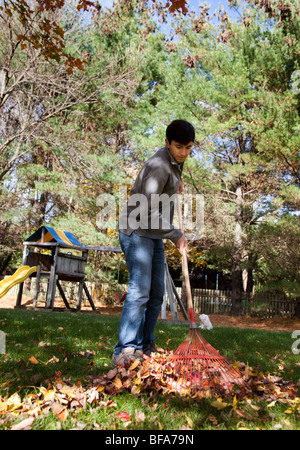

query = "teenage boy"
[[112, 119, 195, 367]]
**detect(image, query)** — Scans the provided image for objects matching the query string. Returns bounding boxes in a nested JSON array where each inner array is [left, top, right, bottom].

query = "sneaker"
[[143, 340, 159, 357], [111, 347, 135, 367], [134, 349, 144, 360]]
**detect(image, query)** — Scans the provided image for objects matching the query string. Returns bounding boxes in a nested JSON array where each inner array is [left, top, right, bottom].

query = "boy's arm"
[[176, 235, 189, 256], [138, 163, 183, 243]]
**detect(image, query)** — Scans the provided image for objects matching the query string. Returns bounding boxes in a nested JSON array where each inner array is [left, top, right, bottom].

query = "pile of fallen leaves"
[[86, 352, 299, 402], [88, 353, 242, 399], [0, 351, 299, 429]]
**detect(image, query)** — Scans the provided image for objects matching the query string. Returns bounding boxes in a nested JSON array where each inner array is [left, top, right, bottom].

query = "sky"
[[183, 0, 243, 23], [99, 0, 243, 20], [186, 0, 240, 16]]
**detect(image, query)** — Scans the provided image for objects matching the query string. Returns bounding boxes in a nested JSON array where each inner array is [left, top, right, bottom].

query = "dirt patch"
[[1, 293, 299, 332], [208, 314, 300, 333], [98, 306, 300, 332]]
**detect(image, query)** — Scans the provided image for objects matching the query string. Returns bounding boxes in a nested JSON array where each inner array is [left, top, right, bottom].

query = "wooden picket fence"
[[241, 291, 298, 318], [189, 288, 299, 318], [3, 277, 297, 319], [192, 288, 232, 315]]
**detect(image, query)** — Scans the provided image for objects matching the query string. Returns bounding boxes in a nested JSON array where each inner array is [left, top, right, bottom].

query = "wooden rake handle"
[[177, 196, 197, 326]]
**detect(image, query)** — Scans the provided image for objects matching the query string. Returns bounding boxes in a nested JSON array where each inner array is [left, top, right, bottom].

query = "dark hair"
[[166, 120, 195, 145]]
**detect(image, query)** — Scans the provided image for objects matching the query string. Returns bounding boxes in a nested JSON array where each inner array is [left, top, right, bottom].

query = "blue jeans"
[[113, 231, 165, 355]]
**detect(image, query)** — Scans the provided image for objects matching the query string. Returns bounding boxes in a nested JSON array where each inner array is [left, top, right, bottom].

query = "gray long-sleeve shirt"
[[118, 146, 183, 243]]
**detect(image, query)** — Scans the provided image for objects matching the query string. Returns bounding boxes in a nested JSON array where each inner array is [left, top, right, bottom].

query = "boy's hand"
[[177, 180, 183, 194], [176, 235, 189, 256]]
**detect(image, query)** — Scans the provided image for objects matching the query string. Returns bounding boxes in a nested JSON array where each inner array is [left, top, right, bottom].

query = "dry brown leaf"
[[60, 386, 78, 399], [46, 355, 59, 364], [234, 409, 256, 420], [10, 417, 34, 430], [129, 359, 140, 371], [131, 385, 142, 395], [57, 408, 69, 421], [118, 410, 131, 421], [6, 393, 22, 412], [41, 388, 55, 402], [184, 413, 193, 428], [207, 414, 218, 425], [28, 356, 39, 364], [135, 409, 145, 423], [0, 402, 8, 413], [51, 402, 65, 416], [112, 377, 123, 390], [106, 368, 118, 380], [211, 399, 230, 410]]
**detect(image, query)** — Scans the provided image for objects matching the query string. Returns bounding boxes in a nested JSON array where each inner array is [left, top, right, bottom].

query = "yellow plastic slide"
[[0, 266, 37, 299]]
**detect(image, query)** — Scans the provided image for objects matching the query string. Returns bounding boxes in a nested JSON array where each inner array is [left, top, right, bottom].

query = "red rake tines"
[[170, 199, 244, 396], [170, 320, 244, 396]]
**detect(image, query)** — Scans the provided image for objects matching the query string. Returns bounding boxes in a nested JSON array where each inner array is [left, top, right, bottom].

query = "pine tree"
[[150, 0, 299, 310]]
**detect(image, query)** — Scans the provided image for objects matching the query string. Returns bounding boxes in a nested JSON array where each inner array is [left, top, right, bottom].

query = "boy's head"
[[165, 119, 195, 164], [166, 119, 195, 145]]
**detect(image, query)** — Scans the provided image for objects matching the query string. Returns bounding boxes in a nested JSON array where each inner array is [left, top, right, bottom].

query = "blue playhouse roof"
[[25, 226, 85, 249]]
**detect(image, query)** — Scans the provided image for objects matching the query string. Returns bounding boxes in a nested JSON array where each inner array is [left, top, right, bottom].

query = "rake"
[[170, 200, 244, 396]]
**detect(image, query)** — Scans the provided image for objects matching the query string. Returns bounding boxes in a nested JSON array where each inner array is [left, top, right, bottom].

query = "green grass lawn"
[[0, 308, 299, 430]]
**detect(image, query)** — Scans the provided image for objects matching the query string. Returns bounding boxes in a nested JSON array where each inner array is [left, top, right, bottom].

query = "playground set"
[[0, 226, 185, 318], [0, 226, 95, 311]]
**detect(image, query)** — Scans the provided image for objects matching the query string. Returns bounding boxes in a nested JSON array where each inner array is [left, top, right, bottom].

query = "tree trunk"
[[231, 264, 243, 315], [231, 185, 244, 315], [0, 252, 12, 275], [243, 267, 254, 293], [295, 299, 300, 319]]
